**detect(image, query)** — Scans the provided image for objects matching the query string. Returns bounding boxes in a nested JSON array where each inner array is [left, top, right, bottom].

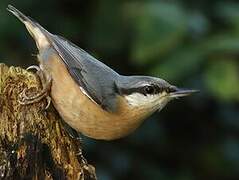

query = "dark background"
[[1, 0, 239, 180]]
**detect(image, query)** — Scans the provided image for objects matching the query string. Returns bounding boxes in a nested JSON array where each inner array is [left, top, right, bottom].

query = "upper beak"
[[169, 88, 199, 98]]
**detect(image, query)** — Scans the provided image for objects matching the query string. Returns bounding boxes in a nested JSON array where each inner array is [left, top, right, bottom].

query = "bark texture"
[[0, 64, 97, 180]]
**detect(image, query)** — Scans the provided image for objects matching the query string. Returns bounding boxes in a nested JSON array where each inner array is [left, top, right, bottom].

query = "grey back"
[[50, 35, 120, 112]]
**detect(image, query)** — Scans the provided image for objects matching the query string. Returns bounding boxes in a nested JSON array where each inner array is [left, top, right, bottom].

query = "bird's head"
[[117, 76, 198, 114]]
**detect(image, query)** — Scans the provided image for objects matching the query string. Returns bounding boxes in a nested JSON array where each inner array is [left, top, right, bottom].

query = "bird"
[[7, 5, 198, 140]]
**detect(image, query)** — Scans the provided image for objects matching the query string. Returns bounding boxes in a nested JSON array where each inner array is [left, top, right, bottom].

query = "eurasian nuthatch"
[[7, 5, 198, 140]]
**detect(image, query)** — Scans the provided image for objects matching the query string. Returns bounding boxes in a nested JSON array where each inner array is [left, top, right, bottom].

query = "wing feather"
[[49, 35, 119, 111]]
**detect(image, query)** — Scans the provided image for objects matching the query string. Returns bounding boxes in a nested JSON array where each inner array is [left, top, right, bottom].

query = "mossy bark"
[[0, 64, 96, 180]]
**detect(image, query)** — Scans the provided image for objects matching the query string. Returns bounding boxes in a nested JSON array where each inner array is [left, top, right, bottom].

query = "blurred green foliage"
[[0, 0, 239, 180]]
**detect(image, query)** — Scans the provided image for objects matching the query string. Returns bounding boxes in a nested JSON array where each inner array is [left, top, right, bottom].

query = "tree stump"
[[0, 63, 97, 180]]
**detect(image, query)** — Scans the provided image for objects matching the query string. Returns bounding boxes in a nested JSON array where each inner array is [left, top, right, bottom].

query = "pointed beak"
[[169, 88, 199, 98]]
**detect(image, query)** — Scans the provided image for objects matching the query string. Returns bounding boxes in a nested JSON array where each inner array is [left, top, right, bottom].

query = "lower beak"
[[169, 88, 199, 98]]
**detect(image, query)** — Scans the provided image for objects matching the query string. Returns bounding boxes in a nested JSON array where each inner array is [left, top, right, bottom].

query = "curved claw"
[[20, 87, 48, 101], [18, 90, 51, 108], [26, 65, 40, 71], [18, 91, 48, 105], [45, 96, 52, 109], [19, 67, 52, 109]]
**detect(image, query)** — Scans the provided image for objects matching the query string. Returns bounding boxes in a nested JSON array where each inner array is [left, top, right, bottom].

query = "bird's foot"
[[19, 65, 52, 109]]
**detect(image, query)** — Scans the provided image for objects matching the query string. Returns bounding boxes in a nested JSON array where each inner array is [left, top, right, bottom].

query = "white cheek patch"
[[125, 93, 148, 107], [124, 92, 169, 109], [125, 93, 158, 107]]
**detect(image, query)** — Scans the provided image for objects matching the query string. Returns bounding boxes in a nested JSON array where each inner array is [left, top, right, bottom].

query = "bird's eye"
[[144, 85, 156, 95]]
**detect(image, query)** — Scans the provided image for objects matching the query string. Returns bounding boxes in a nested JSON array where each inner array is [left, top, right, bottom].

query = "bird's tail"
[[7, 5, 50, 49]]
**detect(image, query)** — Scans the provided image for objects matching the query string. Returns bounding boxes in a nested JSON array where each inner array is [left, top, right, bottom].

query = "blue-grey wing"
[[49, 35, 119, 111]]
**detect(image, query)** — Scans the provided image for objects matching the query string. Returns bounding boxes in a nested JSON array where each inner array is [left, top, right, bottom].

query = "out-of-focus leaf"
[[204, 59, 239, 101], [139, 162, 167, 180], [198, 146, 232, 175], [87, 1, 127, 54], [187, 12, 209, 39], [110, 150, 131, 175], [128, 116, 165, 145], [203, 34, 239, 53], [215, 2, 239, 30], [176, 171, 195, 180], [223, 139, 239, 166], [150, 45, 205, 81], [126, 2, 187, 64], [219, 105, 239, 128]]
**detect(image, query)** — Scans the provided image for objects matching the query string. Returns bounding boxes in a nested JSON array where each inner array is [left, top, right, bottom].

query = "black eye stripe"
[[119, 85, 164, 95], [144, 86, 155, 94], [142, 85, 160, 95]]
